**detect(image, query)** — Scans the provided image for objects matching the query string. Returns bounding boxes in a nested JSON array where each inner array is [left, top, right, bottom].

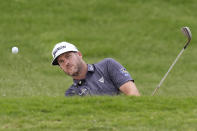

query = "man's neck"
[[72, 62, 88, 80]]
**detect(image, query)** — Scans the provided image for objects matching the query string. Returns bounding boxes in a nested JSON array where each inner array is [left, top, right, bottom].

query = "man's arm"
[[103, 58, 140, 96], [119, 81, 140, 96]]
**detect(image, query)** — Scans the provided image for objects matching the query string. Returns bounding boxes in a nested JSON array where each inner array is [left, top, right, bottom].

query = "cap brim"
[[52, 57, 59, 65]]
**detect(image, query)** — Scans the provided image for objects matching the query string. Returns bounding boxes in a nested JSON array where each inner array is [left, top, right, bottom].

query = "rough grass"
[[0, 0, 197, 96], [0, 96, 197, 131]]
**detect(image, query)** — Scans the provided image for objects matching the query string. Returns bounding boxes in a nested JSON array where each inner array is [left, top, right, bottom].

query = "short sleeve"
[[106, 58, 133, 88]]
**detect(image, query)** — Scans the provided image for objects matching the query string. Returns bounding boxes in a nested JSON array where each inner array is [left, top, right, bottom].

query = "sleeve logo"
[[120, 68, 129, 76]]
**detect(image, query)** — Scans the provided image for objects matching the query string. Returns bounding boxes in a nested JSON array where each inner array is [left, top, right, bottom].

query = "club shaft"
[[152, 48, 185, 96]]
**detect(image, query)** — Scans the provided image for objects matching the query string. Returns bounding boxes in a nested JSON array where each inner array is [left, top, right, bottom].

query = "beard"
[[65, 61, 83, 77], [69, 66, 81, 77]]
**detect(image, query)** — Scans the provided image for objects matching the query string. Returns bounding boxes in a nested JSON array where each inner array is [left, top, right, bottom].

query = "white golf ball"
[[12, 47, 19, 54]]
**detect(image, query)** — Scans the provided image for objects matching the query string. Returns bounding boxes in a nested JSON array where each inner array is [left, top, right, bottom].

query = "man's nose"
[[64, 60, 70, 66]]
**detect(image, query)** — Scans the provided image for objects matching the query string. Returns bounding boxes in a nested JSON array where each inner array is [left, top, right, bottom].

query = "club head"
[[181, 27, 192, 49], [181, 27, 192, 40]]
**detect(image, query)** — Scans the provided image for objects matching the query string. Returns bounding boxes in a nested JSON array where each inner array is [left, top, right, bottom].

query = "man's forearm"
[[119, 81, 140, 96]]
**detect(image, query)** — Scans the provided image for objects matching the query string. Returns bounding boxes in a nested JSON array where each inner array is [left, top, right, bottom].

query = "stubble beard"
[[66, 61, 83, 77], [70, 65, 81, 77]]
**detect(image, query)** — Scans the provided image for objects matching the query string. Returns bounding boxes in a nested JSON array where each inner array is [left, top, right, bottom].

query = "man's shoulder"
[[93, 58, 120, 72], [95, 58, 117, 66]]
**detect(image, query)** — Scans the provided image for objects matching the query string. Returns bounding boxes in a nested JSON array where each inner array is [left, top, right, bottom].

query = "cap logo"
[[53, 45, 66, 57]]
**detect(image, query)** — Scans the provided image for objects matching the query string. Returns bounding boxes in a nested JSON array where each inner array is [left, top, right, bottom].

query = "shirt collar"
[[87, 64, 94, 72]]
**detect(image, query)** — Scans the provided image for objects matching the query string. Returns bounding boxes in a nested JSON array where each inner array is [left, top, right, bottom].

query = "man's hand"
[[119, 81, 140, 96]]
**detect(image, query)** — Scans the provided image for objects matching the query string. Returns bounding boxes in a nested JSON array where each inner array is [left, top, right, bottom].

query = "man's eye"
[[58, 60, 64, 63], [65, 55, 71, 59]]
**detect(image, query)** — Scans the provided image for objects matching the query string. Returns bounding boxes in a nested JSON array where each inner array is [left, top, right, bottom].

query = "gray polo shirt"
[[65, 58, 133, 96]]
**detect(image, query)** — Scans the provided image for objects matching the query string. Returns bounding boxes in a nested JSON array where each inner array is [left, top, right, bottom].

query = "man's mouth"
[[66, 65, 73, 69]]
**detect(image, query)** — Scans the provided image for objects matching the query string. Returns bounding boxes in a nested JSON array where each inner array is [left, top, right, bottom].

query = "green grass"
[[0, 0, 197, 130], [0, 96, 197, 131], [1, 0, 197, 96]]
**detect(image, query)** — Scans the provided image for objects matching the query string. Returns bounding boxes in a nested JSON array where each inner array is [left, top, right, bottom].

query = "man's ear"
[[77, 52, 82, 58]]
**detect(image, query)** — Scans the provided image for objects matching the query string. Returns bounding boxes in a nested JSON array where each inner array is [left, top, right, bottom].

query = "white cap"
[[51, 41, 78, 65]]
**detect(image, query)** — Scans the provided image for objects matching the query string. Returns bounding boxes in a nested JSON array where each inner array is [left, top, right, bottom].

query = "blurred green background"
[[0, 0, 196, 97]]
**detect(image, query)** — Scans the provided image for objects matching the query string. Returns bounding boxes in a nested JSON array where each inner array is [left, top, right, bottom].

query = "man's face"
[[57, 52, 83, 77]]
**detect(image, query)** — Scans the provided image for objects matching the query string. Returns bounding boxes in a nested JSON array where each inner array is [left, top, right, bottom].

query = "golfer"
[[52, 41, 140, 96]]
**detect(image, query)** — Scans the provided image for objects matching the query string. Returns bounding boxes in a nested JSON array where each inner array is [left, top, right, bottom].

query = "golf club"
[[152, 27, 192, 96]]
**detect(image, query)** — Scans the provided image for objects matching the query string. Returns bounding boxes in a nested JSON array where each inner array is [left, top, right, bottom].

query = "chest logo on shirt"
[[98, 77, 104, 83], [79, 88, 88, 96]]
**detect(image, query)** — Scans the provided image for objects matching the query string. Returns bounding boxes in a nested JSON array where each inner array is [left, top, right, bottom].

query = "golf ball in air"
[[12, 47, 19, 54]]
